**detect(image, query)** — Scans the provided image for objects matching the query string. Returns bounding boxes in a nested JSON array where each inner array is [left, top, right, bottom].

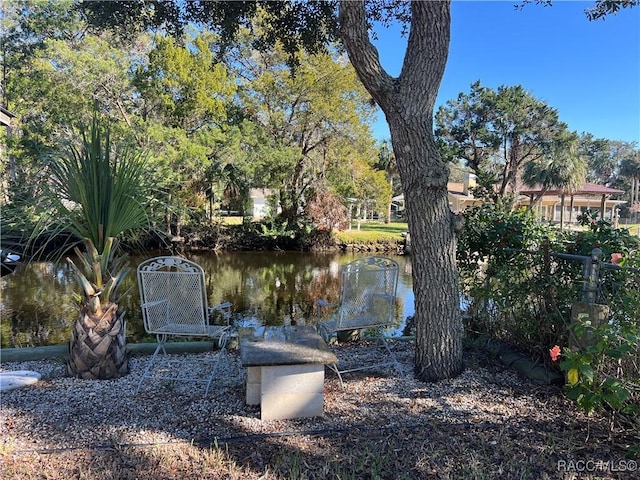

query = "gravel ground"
[[0, 341, 637, 479]]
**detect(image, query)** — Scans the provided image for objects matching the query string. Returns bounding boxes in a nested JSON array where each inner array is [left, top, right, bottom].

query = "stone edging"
[[0, 341, 218, 363], [0, 336, 416, 363]]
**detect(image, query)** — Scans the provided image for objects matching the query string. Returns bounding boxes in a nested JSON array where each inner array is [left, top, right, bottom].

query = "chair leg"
[[205, 348, 226, 396], [136, 331, 235, 396], [135, 338, 166, 395], [327, 333, 404, 387], [379, 336, 404, 376], [326, 363, 345, 388], [205, 330, 232, 396]]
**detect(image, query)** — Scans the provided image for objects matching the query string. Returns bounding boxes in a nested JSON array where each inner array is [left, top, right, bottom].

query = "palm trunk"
[[67, 304, 128, 380]]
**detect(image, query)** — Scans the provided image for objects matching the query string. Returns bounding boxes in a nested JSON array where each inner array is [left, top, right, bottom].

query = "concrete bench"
[[238, 325, 338, 420]]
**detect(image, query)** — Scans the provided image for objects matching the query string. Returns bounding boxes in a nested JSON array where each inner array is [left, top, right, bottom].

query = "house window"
[[554, 205, 562, 222]]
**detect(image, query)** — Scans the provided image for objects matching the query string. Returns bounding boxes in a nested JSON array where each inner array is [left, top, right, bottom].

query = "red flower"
[[549, 345, 561, 362], [611, 253, 623, 265]]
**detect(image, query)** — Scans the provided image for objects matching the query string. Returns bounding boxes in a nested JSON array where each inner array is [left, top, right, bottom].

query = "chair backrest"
[[137, 256, 210, 336], [335, 256, 399, 331]]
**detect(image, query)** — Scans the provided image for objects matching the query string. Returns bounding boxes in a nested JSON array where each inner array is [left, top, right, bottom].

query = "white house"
[[249, 188, 277, 219]]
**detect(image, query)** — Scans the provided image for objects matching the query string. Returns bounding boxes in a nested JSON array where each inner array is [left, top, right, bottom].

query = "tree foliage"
[[225, 33, 376, 220], [3, 2, 377, 243], [80, 0, 341, 67], [578, 135, 640, 218], [579, 134, 638, 186], [435, 81, 579, 202], [135, 34, 234, 132], [519, 0, 639, 20], [522, 134, 587, 205]]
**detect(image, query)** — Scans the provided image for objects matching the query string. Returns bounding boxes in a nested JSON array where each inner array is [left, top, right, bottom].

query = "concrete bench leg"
[[246, 366, 262, 405], [254, 364, 325, 420]]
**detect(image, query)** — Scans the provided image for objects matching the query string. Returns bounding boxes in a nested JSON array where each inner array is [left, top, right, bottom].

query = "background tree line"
[[0, 0, 391, 249], [436, 80, 640, 216], [3, 1, 638, 252]]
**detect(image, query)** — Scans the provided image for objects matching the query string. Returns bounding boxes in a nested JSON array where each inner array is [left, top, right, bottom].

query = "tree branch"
[[402, 1, 451, 101], [338, 1, 395, 107]]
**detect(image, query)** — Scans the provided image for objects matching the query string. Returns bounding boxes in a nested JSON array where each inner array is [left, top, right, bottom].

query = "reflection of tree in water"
[[305, 270, 340, 322], [144, 251, 349, 329], [194, 251, 345, 326], [2, 262, 76, 347]]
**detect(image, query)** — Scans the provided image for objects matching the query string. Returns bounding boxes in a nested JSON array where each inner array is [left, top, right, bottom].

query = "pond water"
[[0, 251, 414, 348]]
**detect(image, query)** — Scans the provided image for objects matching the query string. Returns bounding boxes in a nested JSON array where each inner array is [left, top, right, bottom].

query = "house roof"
[[519, 183, 624, 196], [447, 182, 466, 196]]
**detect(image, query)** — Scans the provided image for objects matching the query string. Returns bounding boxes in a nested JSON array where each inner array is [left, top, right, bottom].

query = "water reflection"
[[1, 252, 414, 348]]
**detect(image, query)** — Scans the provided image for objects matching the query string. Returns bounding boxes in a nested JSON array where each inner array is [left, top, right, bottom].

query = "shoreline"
[[0, 341, 218, 363], [0, 336, 418, 363]]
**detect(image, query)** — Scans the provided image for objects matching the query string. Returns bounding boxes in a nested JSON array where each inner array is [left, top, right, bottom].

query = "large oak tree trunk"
[[391, 122, 464, 381], [340, 0, 463, 381], [280, 156, 306, 222]]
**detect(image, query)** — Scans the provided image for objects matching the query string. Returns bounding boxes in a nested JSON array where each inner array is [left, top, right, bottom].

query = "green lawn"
[[334, 221, 408, 243], [219, 216, 639, 240], [623, 223, 640, 236], [219, 216, 244, 225]]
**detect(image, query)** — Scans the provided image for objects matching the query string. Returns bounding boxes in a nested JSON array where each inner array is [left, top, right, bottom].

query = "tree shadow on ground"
[[1, 344, 636, 479]]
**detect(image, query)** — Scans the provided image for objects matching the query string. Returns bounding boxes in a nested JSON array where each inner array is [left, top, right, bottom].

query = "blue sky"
[[370, 1, 640, 145]]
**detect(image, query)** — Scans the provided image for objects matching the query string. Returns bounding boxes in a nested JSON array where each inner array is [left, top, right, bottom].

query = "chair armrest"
[[316, 299, 334, 308], [140, 299, 169, 333], [141, 299, 168, 309], [208, 302, 233, 325]]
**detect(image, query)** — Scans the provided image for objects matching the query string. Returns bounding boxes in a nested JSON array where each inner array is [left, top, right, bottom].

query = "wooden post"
[[569, 302, 610, 351], [581, 248, 602, 304], [570, 248, 608, 350]]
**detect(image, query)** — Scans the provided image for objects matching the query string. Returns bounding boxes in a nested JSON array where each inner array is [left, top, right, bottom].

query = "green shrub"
[[554, 312, 639, 437], [459, 202, 640, 439], [561, 319, 637, 412], [562, 210, 640, 260], [458, 202, 569, 357]]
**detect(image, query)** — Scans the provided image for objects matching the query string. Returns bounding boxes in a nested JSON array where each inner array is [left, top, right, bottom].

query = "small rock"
[[0, 370, 41, 392]]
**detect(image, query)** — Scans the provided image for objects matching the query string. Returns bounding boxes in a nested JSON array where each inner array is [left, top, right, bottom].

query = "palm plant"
[[523, 138, 586, 202], [37, 111, 150, 380], [620, 153, 640, 221], [522, 137, 587, 228]]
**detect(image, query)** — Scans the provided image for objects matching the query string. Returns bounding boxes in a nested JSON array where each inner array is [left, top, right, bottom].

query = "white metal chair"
[[135, 256, 232, 395], [316, 255, 402, 385]]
